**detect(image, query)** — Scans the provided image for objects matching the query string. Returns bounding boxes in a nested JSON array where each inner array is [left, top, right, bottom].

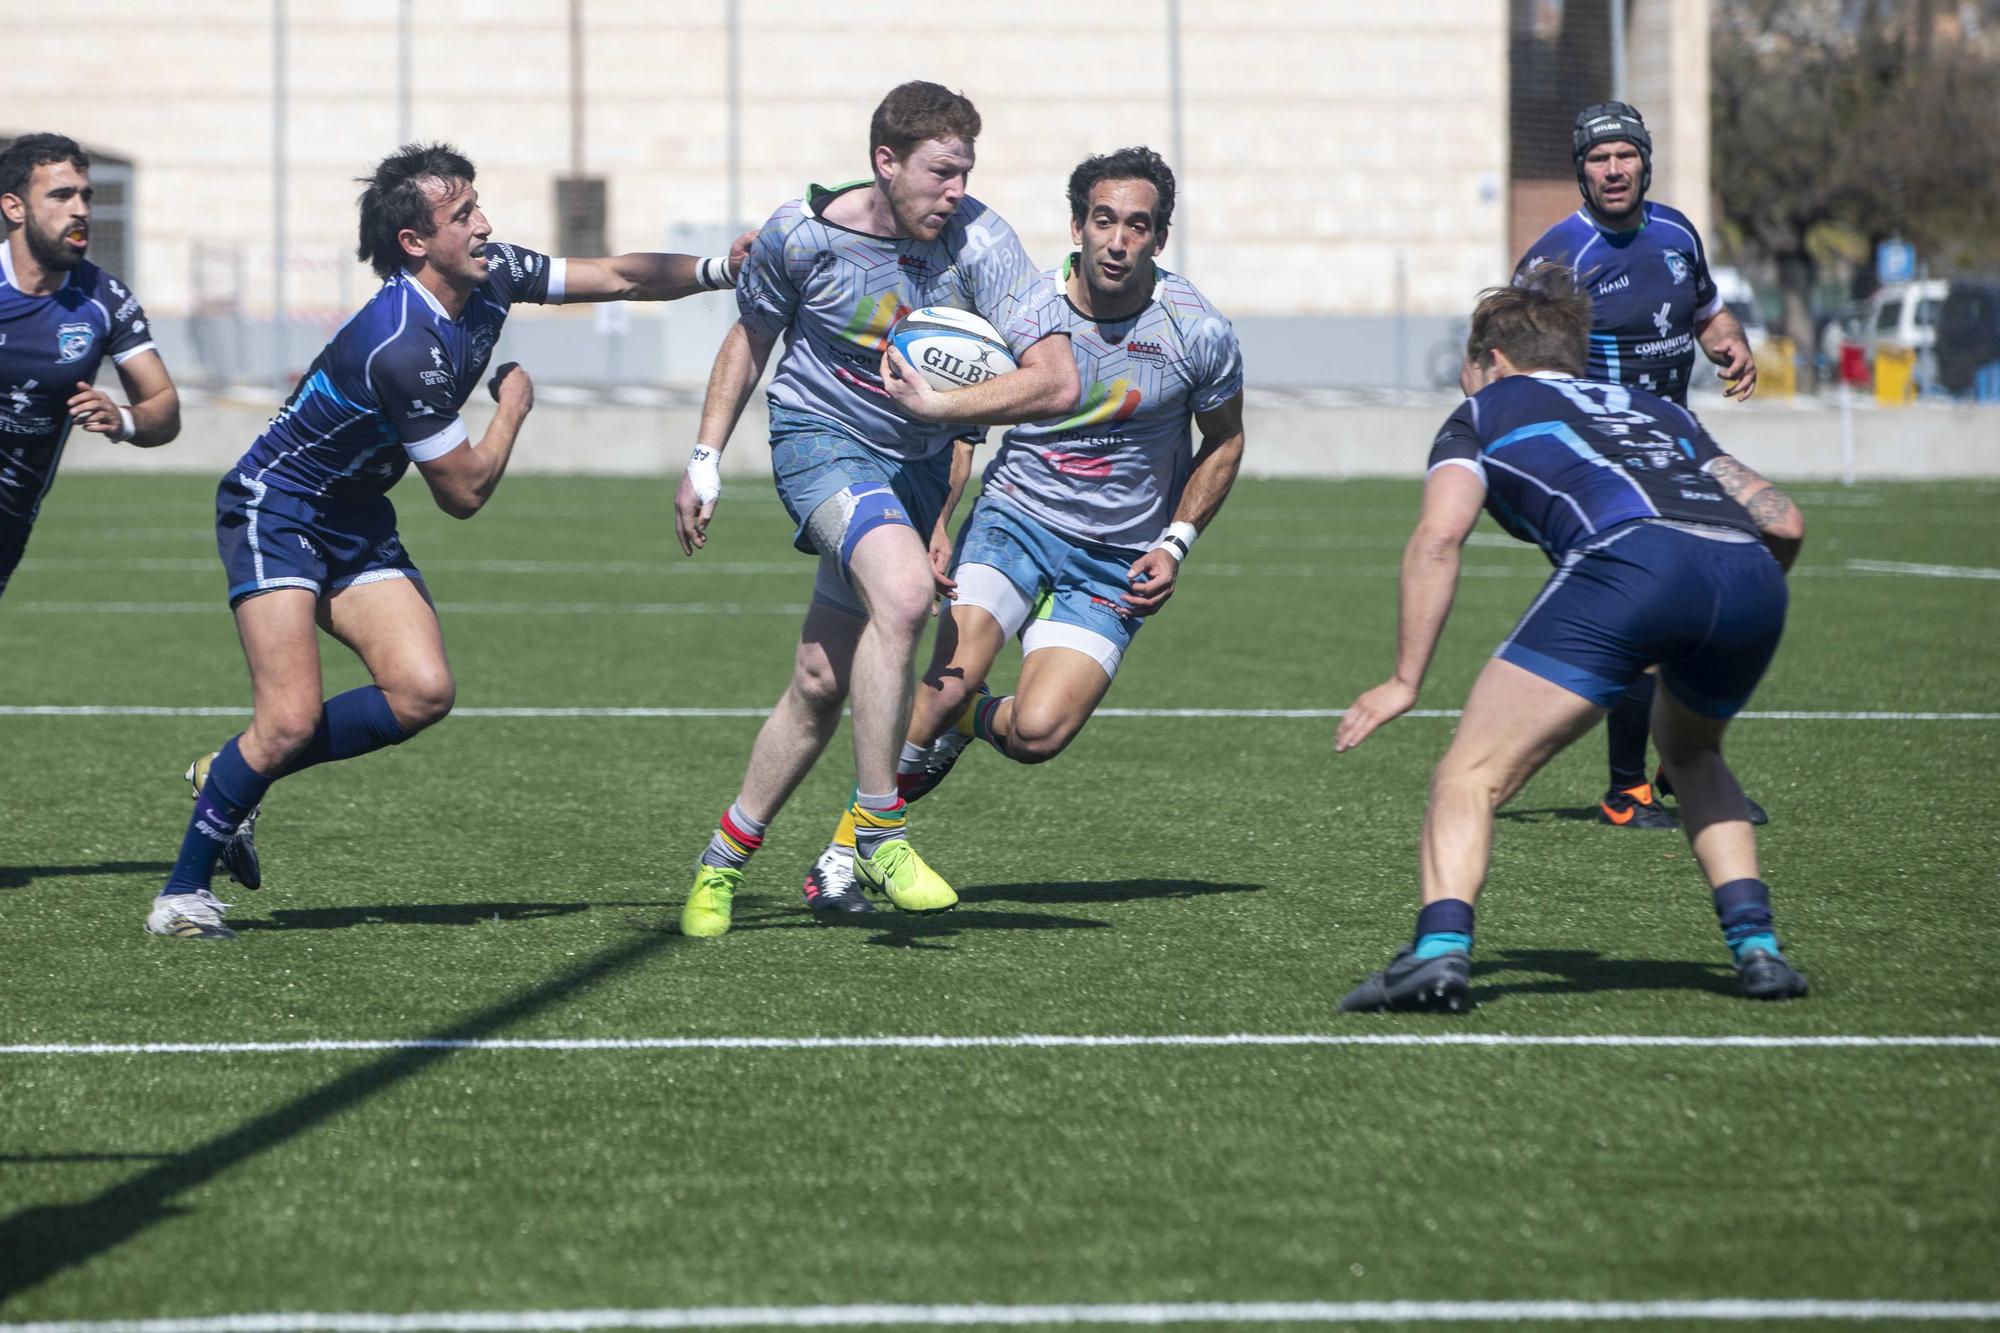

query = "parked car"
[[1864, 279, 1948, 354], [1936, 278, 2000, 395], [1710, 266, 1769, 342]]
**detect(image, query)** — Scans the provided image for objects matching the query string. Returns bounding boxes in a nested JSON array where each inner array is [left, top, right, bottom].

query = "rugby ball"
[[888, 307, 1018, 392]]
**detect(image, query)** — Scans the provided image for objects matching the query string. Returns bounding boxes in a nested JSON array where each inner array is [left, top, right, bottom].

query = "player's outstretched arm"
[[1335, 464, 1486, 752], [1696, 307, 1757, 401], [67, 350, 180, 448], [561, 230, 757, 303], [1707, 455, 1804, 570], [674, 319, 778, 555], [1123, 393, 1245, 615], [878, 334, 1079, 426], [416, 363, 534, 519]]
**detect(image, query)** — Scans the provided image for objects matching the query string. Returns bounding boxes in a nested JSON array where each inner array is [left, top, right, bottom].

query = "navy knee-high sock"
[[1713, 878, 1782, 961], [280, 685, 409, 776], [1606, 674, 1656, 791], [162, 739, 273, 895]]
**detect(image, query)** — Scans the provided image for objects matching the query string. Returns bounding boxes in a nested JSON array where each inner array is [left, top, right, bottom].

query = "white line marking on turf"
[[7, 1300, 1999, 1329], [5, 1033, 1994, 1056], [2, 602, 808, 616], [1847, 559, 2000, 580], [5, 706, 1999, 722]]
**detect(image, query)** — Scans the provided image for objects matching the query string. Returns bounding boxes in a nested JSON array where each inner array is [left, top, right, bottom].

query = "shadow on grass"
[[1494, 806, 1649, 826], [959, 879, 1262, 905], [1470, 947, 1736, 1000], [230, 901, 626, 932], [0, 921, 690, 1299], [727, 900, 1110, 950], [0, 1153, 173, 1165], [0, 861, 174, 890]]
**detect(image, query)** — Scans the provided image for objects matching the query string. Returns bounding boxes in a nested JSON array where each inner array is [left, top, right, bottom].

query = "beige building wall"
[[7, 0, 1508, 324], [1626, 0, 1712, 240]]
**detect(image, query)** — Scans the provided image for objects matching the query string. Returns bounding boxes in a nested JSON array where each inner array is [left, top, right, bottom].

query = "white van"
[[1866, 279, 1948, 353]]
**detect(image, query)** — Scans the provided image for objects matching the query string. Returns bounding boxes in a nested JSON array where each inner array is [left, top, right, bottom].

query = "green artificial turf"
[[1, 474, 1996, 1329]]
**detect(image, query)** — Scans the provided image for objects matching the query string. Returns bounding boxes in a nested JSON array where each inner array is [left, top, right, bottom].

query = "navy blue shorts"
[[1498, 520, 1787, 719], [216, 473, 423, 607]]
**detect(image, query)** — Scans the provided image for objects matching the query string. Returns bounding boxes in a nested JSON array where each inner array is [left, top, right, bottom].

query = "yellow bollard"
[[1874, 345, 1916, 405], [1756, 336, 1796, 399]]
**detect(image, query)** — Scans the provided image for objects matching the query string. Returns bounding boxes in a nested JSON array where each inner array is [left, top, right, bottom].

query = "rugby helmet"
[[1571, 101, 1652, 203]]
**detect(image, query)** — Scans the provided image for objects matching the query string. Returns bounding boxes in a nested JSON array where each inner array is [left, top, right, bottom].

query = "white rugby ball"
[[888, 306, 1018, 392]]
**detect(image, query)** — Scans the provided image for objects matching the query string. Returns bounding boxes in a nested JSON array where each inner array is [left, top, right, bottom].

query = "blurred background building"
[[4, 0, 1713, 389]]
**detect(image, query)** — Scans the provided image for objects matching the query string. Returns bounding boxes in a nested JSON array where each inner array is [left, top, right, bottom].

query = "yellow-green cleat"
[[854, 839, 957, 914], [681, 864, 742, 938]]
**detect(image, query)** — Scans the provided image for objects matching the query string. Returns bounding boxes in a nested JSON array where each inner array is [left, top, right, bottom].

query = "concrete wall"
[[8, 1, 1507, 325], [65, 395, 2000, 482]]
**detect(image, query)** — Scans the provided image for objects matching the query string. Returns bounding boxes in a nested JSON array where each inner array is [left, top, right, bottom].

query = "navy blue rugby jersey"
[[0, 246, 156, 449], [234, 242, 561, 503], [1428, 371, 1759, 560], [1515, 202, 1722, 404]]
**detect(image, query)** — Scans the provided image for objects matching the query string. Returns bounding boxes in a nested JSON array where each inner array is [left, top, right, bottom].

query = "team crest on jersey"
[[55, 323, 94, 364], [1664, 252, 1691, 285], [469, 325, 496, 367]]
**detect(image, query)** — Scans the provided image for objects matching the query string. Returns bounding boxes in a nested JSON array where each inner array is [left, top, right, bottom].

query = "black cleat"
[[1599, 783, 1677, 829], [188, 753, 264, 889], [1654, 767, 1768, 825], [801, 843, 874, 915], [1736, 948, 1809, 1001], [1339, 947, 1472, 1014]]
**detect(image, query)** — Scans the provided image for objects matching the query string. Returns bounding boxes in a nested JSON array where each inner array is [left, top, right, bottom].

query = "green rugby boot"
[[681, 864, 742, 938], [854, 839, 957, 914]]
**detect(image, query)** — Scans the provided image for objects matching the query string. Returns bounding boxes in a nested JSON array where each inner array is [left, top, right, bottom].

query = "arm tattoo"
[[1709, 456, 1793, 534], [1744, 486, 1795, 533]]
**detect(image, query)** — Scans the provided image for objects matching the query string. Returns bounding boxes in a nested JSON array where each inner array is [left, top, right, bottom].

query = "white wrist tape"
[[687, 445, 723, 505], [1151, 520, 1199, 563], [697, 256, 736, 291], [114, 406, 136, 442]]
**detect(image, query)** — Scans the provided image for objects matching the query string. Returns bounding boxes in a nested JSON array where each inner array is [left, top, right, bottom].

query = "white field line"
[[2, 603, 808, 616], [1847, 559, 2000, 580], [5, 1033, 1995, 1057], [4, 706, 1999, 722], [7, 1300, 1999, 1329]]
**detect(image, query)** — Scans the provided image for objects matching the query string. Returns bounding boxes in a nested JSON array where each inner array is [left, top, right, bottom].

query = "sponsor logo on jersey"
[[1124, 339, 1168, 363], [897, 254, 934, 279], [1665, 252, 1691, 285], [113, 295, 139, 322], [420, 369, 450, 386], [1652, 302, 1674, 338], [1595, 274, 1630, 296], [430, 346, 446, 369], [55, 322, 94, 364]]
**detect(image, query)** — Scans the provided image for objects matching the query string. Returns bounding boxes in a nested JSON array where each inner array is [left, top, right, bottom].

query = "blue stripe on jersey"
[[1486, 419, 1595, 461], [301, 369, 363, 414]]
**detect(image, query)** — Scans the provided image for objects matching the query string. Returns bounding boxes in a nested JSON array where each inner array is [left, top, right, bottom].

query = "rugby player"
[[149, 142, 749, 941], [1, 133, 180, 599], [671, 82, 1078, 936], [800, 147, 1245, 911], [1517, 102, 1764, 830], [1334, 270, 1807, 1012]]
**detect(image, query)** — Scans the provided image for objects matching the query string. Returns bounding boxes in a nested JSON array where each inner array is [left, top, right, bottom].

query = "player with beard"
[[672, 82, 1079, 935], [0, 133, 180, 599], [1515, 103, 1764, 832], [148, 141, 750, 941], [799, 147, 1245, 910]]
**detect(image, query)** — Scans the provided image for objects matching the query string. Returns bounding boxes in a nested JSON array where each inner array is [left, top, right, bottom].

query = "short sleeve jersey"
[[233, 242, 561, 503], [0, 248, 157, 451], [1428, 371, 1758, 560], [978, 261, 1242, 551], [1515, 202, 1723, 404], [736, 183, 1042, 462]]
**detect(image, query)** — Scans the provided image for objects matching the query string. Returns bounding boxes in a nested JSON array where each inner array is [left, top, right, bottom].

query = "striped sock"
[[1412, 898, 1476, 960], [971, 693, 1009, 753], [1713, 877, 1781, 961], [700, 801, 766, 870], [852, 790, 907, 860]]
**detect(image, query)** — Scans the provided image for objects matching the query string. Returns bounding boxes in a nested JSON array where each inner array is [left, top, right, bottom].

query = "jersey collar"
[[399, 269, 453, 321]]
